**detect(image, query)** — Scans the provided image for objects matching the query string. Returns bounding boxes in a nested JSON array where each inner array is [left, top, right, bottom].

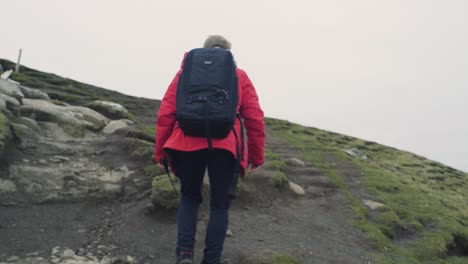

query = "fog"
[[2, 0, 467, 171]]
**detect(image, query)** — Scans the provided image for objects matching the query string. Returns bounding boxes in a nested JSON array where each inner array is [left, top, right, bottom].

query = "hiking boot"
[[176, 248, 193, 264]]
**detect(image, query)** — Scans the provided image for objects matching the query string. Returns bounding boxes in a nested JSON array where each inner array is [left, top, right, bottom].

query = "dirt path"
[[0, 129, 373, 264]]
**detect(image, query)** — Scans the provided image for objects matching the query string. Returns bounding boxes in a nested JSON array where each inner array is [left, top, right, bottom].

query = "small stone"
[[6, 256, 19, 262], [363, 200, 385, 210], [85, 253, 95, 260], [288, 181, 306, 195], [0, 179, 17, 193], [23, 159, 30, 163], [344, 148, 368, 160], [226, 229, 233, 237], [50, 156, 70, 163], [62, 249, 75, 259], [126, 256, 136, 263], [51, 247, 61, 256], [284, 157, 306, 167]]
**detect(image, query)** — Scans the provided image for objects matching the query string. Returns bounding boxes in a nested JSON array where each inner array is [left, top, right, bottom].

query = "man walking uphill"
[[155, 35, 265, 264]]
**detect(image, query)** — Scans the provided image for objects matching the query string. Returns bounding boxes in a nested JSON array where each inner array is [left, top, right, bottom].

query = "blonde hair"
[[203, 35, 232, 50]]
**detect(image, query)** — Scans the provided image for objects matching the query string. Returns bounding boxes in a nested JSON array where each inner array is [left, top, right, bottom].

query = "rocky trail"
[[0, 73, 374, 263], [0, 127, 372, 263]]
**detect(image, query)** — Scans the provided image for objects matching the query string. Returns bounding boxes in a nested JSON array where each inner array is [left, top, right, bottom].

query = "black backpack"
[[176, 48, 239, 148]]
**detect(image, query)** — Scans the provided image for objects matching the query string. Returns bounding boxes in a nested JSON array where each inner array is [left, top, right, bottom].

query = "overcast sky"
[[2, 0, 467, 172]]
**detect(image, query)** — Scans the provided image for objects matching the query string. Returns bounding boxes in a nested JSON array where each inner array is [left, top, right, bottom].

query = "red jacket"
[[155, 55, 265, 175]]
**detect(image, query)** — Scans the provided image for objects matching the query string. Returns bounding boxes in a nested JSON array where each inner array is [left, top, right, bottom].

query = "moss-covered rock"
[[151, 174, 180, 209], [271, 171, 289, 188]]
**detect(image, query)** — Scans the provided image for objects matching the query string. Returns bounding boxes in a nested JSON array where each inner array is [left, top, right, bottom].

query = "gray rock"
[[19, 86, 50, 100], [0, 94, 20, 111], [8, 161, 133, 202], [344, 148, 368, 160], [102, 120, 130, 134], [0, 79, 24, 101], [12, 117, 42, 132], [363, 199, 385, 210], [288, 181, 306, 195], [122, 119, 135, 125], [10, 123, 37, 140], [284, 157, 306, 167], [70, 106, 109, 130], [88, 100, 129, 119], [151, 175, 180, 209], [0, 179, 17, 193], [21, 99, 109, 130], [49, 156, 70, 163], [61, 249, 75, 259], [1, 69, 13, 79]]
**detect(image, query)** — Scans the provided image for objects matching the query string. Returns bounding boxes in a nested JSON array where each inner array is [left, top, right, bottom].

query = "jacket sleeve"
[[239, 70, 266, 167], [155, 70, 181, 163]]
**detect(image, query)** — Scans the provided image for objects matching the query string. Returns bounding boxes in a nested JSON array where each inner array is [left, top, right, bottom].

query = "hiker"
[[155, 35, 265, 264]]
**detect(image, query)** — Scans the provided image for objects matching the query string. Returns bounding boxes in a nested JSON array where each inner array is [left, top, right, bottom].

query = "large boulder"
[[7, 163, 133, 203], [0, 79, 24, 101], [20, 99, 109, 130], [19, 85, 50, 100], [87, 100, 129, 119]]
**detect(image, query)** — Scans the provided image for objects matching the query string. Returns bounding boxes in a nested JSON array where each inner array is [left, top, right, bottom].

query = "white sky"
[[2, 0, 467, 172]]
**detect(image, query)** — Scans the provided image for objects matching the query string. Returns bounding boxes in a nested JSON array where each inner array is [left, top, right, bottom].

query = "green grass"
[[151, 174, 180, 209], [0, 111, 11, 158], [0, 111, 9, 141], [272, 254, 301, 264], [266, 118, 468, 263], [271, 171, 289, 188], [265, 159, 286, 172], [262, 148, 288, 188]]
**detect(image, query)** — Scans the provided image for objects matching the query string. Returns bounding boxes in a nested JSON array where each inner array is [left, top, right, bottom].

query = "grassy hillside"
[[266, 118, 468, 263], [0, 59, 159, 126], [1, 59, 466, 263]]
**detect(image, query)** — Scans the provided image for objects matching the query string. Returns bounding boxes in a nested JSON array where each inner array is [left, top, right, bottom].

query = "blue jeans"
[[172, 149, 236, 264]]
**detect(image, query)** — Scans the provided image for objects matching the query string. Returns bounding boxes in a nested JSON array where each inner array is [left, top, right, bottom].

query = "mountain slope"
[[0, 59, 467, 264]]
